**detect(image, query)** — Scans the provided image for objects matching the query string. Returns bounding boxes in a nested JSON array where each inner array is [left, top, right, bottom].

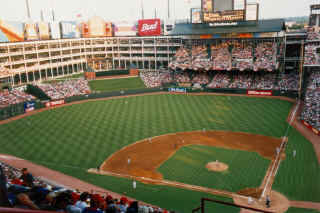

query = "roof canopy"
[[170, 19, 286, 37]]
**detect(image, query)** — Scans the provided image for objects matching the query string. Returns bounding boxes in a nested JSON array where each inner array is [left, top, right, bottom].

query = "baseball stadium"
[[0, 0, 319, 213]]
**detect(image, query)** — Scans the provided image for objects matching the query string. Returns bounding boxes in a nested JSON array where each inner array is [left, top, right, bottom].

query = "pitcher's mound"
[[206, 161, 228, 172]]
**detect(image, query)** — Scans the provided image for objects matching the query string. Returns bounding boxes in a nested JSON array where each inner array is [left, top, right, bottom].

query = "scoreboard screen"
[[214, 0, 233, 12]]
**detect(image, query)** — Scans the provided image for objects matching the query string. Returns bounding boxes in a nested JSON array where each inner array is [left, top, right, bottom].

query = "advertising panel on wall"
[[50, 22, 61, 39], [114, 21, 137, 36], [38, 21, 50, 40], [0, 20, 24, 42], [24, 101, 35, 113], [301, 120, 320, 136], [138, 19, 161, 36], [105, 22, 113, 37], [191, 8, 202, 24], [24, 21, 39, 40], [45, 99, 65, 107], [60, 21, 80, 39], [81, 22, 89, 38], [247, 90, 273, 96], [246, 3, 259, 21]]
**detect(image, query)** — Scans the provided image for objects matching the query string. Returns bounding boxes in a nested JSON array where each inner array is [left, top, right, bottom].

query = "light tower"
[[25, 0, 31, 19]]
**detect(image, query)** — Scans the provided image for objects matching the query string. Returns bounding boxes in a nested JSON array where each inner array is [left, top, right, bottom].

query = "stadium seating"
[[169, 41, 280, 71], [0, 88, 35, 108], [37, 79, 91, 100], [300, 70, 320, 131], [140, 70, 299, 92], [0, 162, 168, 213]]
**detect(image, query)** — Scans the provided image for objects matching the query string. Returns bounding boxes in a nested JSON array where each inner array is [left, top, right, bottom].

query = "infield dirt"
[[100, 131, 282, 181]]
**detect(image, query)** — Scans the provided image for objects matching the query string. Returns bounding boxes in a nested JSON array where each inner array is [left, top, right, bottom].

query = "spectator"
[[126, 201, 139, 213], [20, 168, 34, 188], [83, 198, 103, 213], [75, 192, 90, 212]]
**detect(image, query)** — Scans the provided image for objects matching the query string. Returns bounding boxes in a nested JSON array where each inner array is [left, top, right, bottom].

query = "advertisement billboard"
[[246, 3, 258, 21], [0, 20, 24, 42], [191, 8, 202, 24], [105, 22, 113, 37], [24, 101, 35, 113], [24, 21, 39, 40], [114, 21, 137, 36], [50, 22, 61, 39], [138, 19, 161, 36], [88, 16, 106, 37], [60, 21, 80, 39], [38, 21, 50, 40]]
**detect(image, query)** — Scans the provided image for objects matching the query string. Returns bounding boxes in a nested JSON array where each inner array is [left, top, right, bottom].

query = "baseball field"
[[0, 93, 319, 212]]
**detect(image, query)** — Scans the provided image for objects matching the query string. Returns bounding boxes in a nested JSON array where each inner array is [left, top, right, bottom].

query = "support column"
[[26, 71, 29, 83], [19, 72, 22, 84]]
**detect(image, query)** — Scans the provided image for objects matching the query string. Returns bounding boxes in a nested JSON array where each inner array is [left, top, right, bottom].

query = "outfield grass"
[[88, 77, 146, 92], [159, 145, 270, 192], [0, 94, 319, 212], [285, 207, 320, 213], [273, 128, 320, 202]]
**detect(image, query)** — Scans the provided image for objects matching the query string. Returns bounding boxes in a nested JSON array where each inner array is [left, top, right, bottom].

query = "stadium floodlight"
[[25, 0, 31, 19]]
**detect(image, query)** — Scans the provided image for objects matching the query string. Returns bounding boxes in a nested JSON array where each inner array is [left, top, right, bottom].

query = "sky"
[[0, 0, 318, 22]]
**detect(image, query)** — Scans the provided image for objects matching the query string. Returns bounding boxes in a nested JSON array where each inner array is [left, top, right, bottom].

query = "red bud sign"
[[138, 19, 161, 36]]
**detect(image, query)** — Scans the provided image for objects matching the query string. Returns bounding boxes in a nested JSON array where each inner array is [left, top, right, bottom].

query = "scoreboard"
[[199, 0, 258, 23]]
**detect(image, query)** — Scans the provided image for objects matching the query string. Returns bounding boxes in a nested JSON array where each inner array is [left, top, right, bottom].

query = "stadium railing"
[[192, 198, 275, 213], [0, 101, 44, 121], [0, 208, 64, 213]]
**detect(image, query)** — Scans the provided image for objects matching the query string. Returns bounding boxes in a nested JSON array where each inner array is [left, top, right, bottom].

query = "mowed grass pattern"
[[158, 145, 270, 192], [88, 77, 146, 92], [0, 94, 319, 211]]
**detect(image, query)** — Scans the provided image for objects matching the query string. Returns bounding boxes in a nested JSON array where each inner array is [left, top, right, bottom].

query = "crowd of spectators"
[[140, 70, 299, 91], [253, 42, 278, 72], [37, 79, 91, 100], [277, 73, 300, 91], [300, 71, 320, 131], [169, 41, 280, 71], [306, 31, 320, 41], [0, 163, 173, 213], [207, 73, 231, 89], [140, 71, 173, 88], [231, 43, 253, 71], [0, 87, 35, 108], [304, 43, 320, 65], [208, 72, 298, 90], [305, 31, 320, 65]]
